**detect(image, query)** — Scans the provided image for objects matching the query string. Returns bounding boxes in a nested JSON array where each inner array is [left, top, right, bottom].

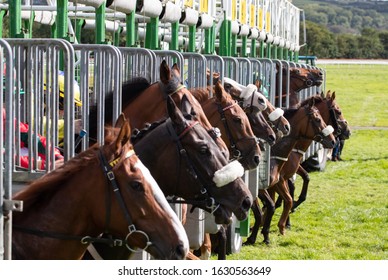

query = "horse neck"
[[271, 135, 298, 163], [123, 83, 167, 129], [12, 167, 103, 259]]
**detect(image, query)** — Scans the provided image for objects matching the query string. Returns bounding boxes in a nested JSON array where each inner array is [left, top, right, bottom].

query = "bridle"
[[165, 118, 221, 215], [216, 100, 257, 160], [98, 148, 152, 253], [301, 106, 333, 143], [13, 148, 152, 253]]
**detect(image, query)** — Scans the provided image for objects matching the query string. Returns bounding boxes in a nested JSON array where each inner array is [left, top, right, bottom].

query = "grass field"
[[224, 64, 388, 260]]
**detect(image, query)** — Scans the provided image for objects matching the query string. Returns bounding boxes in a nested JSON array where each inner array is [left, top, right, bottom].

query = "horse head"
[[291, 98, 336, 149], [324, 90, 351, 139], [99, 114, 189, 259], [209, 81, 261, 170]]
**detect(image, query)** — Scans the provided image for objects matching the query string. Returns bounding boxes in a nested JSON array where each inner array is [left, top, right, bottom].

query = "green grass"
[[222, 64, 388, 260]]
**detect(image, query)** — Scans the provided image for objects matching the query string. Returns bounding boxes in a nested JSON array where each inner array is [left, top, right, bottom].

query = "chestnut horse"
[[276, 91, 351, 219], [11, 115, 189, 259], [190, 81, 261, 170], [245, 98, 336, 245], [277, 65, 324, 108]]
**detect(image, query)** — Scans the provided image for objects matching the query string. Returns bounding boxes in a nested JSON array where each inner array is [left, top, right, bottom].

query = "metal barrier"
[[4, 39, 76, 179], [73, 44, 123, 149], [1, 39, 14, 260]]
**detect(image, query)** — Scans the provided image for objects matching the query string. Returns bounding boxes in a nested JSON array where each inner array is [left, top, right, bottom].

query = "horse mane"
[[13, 127, 123, 212], [300, 95, 324, 107], [189, 87, 211, 103], [89, 77, 151, 137], [131, 119, 166, 144], [283, 105, 301, 120], [13, 146, 100, 211]]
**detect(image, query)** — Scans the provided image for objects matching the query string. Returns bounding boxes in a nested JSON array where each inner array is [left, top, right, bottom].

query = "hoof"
[[243, 237, 256, 246], [263, 239, 270, 245]]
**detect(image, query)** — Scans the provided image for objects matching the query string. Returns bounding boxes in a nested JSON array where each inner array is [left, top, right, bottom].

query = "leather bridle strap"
[[98, 149, 137, 234]]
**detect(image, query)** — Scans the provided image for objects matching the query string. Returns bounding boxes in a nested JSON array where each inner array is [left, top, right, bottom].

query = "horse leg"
[[200, 233, 212, 260], [292, 165, 310, 211], [285, 179, 295, 228], [275, 180, 293, 235], [259, 189, 276, 245], [216, 226, 227, 260], [244, 197, 263, 245]]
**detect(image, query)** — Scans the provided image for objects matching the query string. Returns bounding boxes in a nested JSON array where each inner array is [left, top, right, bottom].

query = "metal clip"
[[107, 171, 115, 181], [3, 199, 23, 212]]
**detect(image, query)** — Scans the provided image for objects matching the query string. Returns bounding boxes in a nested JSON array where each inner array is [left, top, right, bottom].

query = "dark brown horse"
[[83, 95, 252, 260], [245, 97, 336, 245], [12, 115, 189, 259], [191, 81, 261, 170]]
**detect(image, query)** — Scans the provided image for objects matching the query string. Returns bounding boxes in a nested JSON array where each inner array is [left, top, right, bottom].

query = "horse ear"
[[171, 63, 181, 78], [331, 91, 336, 100], [115, 120, 132, 153], [160, 60, 171, 84], [325, 90, 331, 99], [180, 94, 196, 119], [255, 79, 261, 90], [308, 96, 315, 107], [167, 95, 186, 127], [114, 113, 126, 128]]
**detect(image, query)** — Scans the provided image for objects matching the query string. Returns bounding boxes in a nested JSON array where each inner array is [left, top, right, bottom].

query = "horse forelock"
[[121, 78, 152, 107]]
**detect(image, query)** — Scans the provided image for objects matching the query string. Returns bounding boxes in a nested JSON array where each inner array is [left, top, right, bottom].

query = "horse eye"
[[224, 84, 231, 90], [130, 181, 144, 192], [199, 145, 209, 155], [234, 117, 243, 125], [315, 118, 321, 123]]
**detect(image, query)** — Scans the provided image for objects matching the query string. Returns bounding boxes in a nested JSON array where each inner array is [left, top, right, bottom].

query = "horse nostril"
[[285, 124, 291, 132], [254, 156, 260, 165], [175, 244, 186, 260], [268, 134, 276, 142], [241, 196, 252, 212]]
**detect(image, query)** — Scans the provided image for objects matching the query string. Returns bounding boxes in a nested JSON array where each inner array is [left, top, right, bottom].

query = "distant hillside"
[[292, 0, 388, 34]]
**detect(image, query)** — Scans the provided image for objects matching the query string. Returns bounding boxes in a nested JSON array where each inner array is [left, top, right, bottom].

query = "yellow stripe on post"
[[200, 0, 208, 13], [250, 4, 256, 28], [184, 0, 193, 8], [232, 0, 237, 21], [258, 8, 263, 30], [241, 0, 247, 25], [266, 11, 271, 32]]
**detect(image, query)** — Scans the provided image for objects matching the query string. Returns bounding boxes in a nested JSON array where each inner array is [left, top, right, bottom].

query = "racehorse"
[[223, 77, 290, 139], [83, 95, 252, 260], [87, 60, 229, 158], [245, 97, 336, 245], [11, 115, 189, 259], [276, 91, 351, 217], [277, 65, 324, 108], [190, 81, 261, 170]]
